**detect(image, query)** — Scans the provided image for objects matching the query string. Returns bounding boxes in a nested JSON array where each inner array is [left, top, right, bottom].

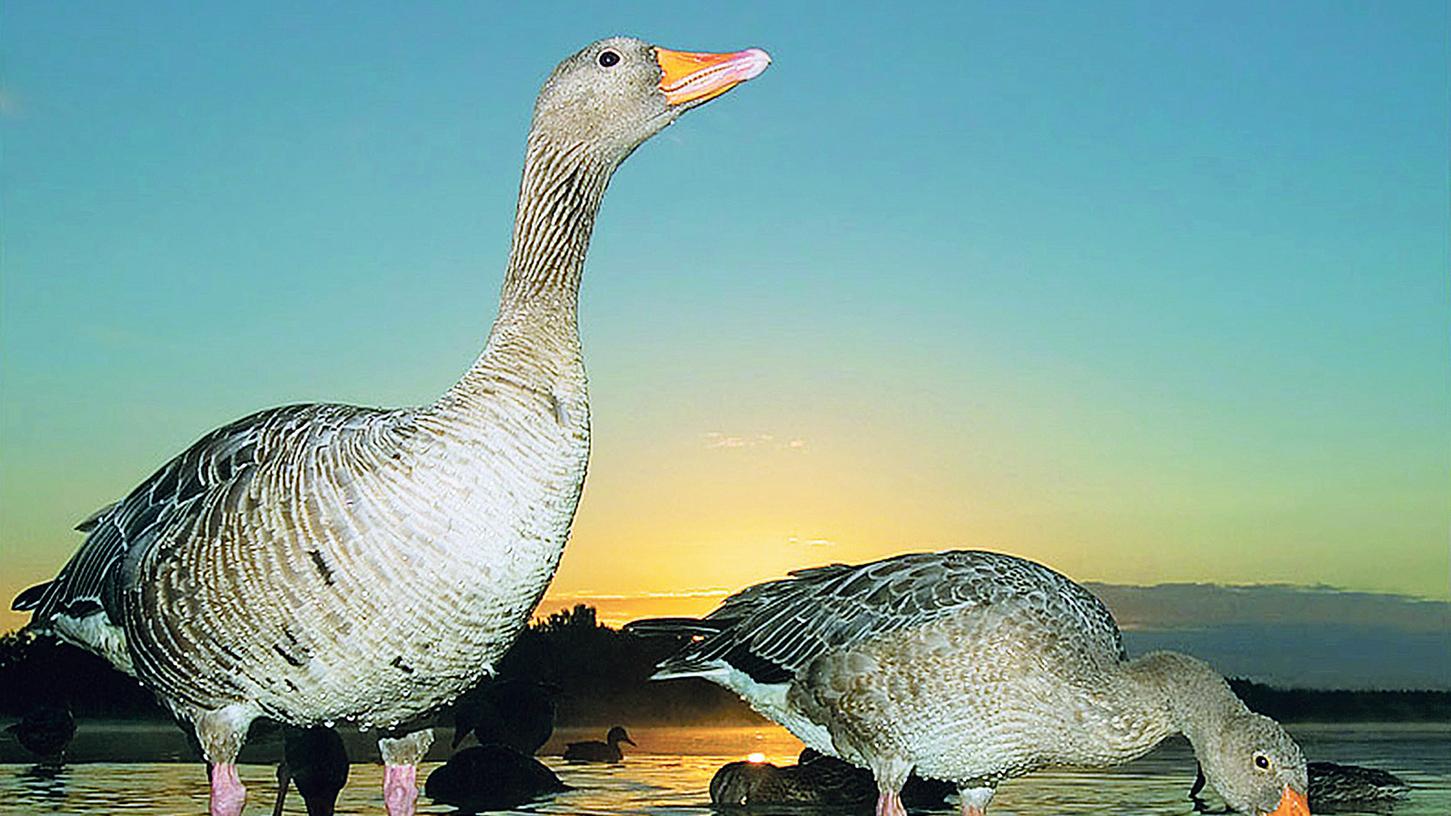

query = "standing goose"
[[11, 36, 769, 816], [625, 550, 1311, 816]]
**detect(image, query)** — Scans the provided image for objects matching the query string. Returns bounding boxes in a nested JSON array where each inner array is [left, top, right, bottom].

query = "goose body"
[[628, 550, 1310, 816], [12, 36, 768, 816]]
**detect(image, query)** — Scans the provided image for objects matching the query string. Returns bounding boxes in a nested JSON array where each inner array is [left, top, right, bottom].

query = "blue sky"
[[2, 0, 1448, 673]]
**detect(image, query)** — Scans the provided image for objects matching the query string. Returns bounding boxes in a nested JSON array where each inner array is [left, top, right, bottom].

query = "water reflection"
[[14, 763, 70, 803]]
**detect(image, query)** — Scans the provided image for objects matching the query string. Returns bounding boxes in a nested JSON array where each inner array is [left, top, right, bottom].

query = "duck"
[[625, 550, 1310, 816], [1192, 760, 1409, 814], [4, 705, 76, 767], [271, 725, 350, 816], [10, 36, 770, 816], [562, 725, 635, 763], [451, 679, 556, 754], [711, 747, 952, 809], [425, 744, 567, 813]]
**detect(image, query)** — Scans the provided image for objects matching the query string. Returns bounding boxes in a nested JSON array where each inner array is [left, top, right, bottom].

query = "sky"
[[2, 3, 1448, 684]]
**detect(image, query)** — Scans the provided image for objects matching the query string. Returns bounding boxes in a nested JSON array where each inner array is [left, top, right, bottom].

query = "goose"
[[711, 747, 953, 809], [625, 550, 1311, 816], [272, 725, 351, 816], [451, 678, 556, 753], [425, 744, 567, 813], [4, 705, 76, 766], [10, 36, 769, 816], [1192, 760, 1409, 814], [562, 725, 635, 763]]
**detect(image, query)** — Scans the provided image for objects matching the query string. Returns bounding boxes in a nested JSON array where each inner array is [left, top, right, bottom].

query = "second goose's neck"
[[436, 135, 615, 414], [1123, 651, 1248, 751]]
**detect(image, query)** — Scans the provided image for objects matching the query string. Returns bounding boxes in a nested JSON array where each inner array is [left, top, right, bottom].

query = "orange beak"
[[656, 46, 771, 106], [1267, 785, 1311, 816]]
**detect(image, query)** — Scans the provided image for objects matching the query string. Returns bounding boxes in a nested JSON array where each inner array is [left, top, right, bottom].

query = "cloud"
[[1085, 582, 1450, 633], [786, 536, 836, 547], [547, 588, 733, 602], [1086, 583, 1451, 690], [703, 432, 807, 450]]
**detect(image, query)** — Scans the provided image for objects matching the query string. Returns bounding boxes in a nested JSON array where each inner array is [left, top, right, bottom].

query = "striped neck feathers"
[[499, 133, 616, 311], [433, 134, 614, 415]]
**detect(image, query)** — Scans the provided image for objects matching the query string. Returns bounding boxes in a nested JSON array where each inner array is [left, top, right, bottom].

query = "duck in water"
[[451, 679, 556, 754], [1192, 760, 1409, 814], [426, 744, 567, 813], [5, 705, 76, 768], [711, 748, 952, 809], [563, 726, 635, 763], [272, 726, 350, 816]]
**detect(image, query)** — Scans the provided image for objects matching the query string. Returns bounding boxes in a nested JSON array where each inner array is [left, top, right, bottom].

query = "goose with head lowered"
[[626, 550, 1311, 816], [11, 36, 769, 816]]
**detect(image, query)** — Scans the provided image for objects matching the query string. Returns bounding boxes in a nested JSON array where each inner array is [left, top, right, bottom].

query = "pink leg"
[[875, 789, 908, 816], [209, 762, 247, 816], [383, 764, 419, 816]]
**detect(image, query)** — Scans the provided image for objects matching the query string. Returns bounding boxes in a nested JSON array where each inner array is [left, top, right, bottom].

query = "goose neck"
[[1124, 651, 1247, 749], [499, 133, 615, 310]]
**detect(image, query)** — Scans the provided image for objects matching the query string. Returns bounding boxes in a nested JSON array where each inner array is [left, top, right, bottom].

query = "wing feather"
[[12, 402, 411, 627], [649, 550, 1123, 684]]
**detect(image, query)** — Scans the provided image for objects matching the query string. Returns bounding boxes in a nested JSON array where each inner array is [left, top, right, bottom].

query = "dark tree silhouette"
[[3, 613, 1447, 725]]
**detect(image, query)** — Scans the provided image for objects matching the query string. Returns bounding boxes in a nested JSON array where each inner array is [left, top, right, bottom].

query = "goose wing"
[[12, 402, 409, 626], [648, 550, 1123, 684]]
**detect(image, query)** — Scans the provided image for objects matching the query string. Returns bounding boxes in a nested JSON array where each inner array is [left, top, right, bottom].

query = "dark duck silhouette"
[[426, 744, 567, 813], [711, 748, 952, 809], [5, 705, 76, 767], [1192, 760, 1410, 814], [562, 725, 635, 763], [451, 679, 556, 753], [271, 725, 350, 816]]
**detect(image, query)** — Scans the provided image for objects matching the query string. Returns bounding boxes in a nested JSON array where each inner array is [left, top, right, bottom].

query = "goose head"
[[1199, 712, 1310, 815], [530, 36, 770, 164], [606, 725, 636, 747]]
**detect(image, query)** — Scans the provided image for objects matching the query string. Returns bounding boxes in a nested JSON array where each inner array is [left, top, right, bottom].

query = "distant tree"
[[0, 629, 164, 718]]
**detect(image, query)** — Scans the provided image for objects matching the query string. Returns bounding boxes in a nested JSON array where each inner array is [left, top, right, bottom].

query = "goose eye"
[[1254, 754, 1270, 770], [598, 50, 621, 68]]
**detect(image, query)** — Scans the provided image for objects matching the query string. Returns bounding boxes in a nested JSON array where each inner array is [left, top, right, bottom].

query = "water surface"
[[3, 723, 1447, 815]]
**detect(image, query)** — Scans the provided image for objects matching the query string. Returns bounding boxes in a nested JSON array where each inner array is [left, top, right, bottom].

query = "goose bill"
[[1266, 785, 1311, 816], [657, 47, 771, 106]]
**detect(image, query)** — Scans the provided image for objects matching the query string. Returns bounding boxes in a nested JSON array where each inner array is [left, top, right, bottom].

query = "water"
[[3, 723, 1448, 815]]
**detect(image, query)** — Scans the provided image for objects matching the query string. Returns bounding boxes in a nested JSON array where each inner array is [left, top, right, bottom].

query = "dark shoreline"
[[5, 606, 1449, 729]]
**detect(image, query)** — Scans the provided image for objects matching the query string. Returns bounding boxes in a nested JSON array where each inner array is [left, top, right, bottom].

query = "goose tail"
[[620, 616, 727, 638], [12, 581, 53, 614]]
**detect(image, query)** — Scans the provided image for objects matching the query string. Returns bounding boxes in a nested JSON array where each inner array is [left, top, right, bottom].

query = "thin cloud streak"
[[703, 432, 808, 450]]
